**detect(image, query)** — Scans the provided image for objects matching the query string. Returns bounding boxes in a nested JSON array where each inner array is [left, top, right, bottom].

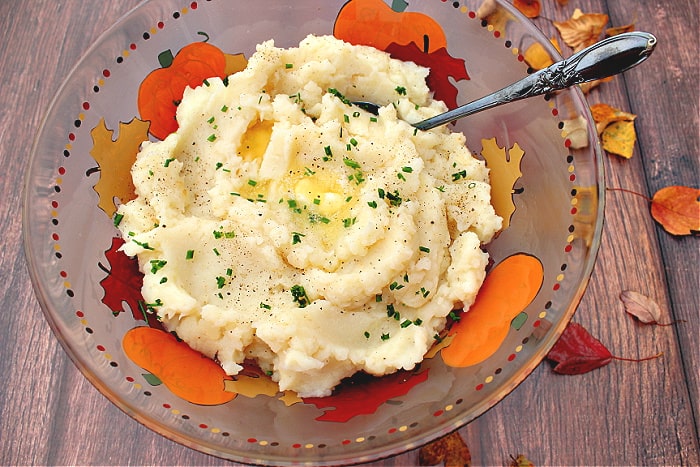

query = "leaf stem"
[[606, 186, 651, 203], [611, 351, 663, 363]]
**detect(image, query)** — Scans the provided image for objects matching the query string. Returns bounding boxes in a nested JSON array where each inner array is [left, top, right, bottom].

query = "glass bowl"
[[23, 0, 604, 465]]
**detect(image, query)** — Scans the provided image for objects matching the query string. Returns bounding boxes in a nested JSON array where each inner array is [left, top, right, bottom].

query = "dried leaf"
[[90, 118, 150, 217], [523, 37, 562, 71], [579, 76, 613, 94], [651, 185, 700, 235], [554, 9, 609, 52], [547, 322, 664, 374], [524, 42, 554, 70], [513, 0, 541, 18], [476, 0, 512, 35], [620, 290, 662, 324], [561, 115, 589, 149], [547, 322, 613, 374], [601, 120, 637, 158], [606, 23, 636, 36], [481, 138, 525, 229], [590, 103, 637, 135], [419, 432, 471, 467], [510, 454, 536, 467], [555, 0, 568, 5]]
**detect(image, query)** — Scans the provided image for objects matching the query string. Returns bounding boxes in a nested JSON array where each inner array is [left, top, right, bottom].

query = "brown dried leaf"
[[554, 9, 609, 52], [620, 290, 662, 324], [651, 185, 700, 235], [419, 432, 471, 467]]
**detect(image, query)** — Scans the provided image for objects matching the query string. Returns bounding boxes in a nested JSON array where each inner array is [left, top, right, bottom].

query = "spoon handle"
[[414, 31, 657, 131]]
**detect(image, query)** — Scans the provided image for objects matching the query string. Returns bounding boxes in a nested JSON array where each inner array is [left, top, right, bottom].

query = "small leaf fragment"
[[650, 185, 700, 235], [590, 103, 637, 135], [523, 42, 554, 70], [513, 0, 541, 18], [601, 120, 637, 158], [561, 115, 589, 149], [606, 23, 636, 36], [510, 454, 536, 467], [419, 431, 471, 467]]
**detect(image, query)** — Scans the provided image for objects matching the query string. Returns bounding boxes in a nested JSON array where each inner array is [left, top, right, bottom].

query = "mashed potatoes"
[[117, 35, 501, 397]]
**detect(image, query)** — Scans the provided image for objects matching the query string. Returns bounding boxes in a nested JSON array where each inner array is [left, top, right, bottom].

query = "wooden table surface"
[[1, 1, 697, 465]]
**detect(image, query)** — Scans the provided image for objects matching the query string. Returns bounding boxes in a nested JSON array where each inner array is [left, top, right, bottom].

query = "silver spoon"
[[354, 31, 657, 130]]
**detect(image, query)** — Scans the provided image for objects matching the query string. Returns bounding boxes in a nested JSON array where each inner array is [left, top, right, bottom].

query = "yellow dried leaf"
[[606, 23, 636, 36], [578, 76, 613, 94], [601, 120, 637, 158], [590, 103, 636, 134], [481, 138, 525, 229], [554, 9, 609, 52], [524, 42, 554, 70], [90, 118, 150, 217]]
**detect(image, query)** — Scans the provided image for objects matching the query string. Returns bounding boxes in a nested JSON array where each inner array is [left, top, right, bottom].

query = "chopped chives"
[[207, 134, 217, 142], [185, 249, 195, 260]]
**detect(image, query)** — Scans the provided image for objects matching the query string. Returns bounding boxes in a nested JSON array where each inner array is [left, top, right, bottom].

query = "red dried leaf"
[[385, 42, 469, 110], [546, 322, 613, 374], [419, 431, 471, 467]]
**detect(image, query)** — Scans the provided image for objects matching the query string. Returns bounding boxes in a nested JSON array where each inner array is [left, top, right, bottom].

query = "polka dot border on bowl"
[[49, 0, 583, 450]]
